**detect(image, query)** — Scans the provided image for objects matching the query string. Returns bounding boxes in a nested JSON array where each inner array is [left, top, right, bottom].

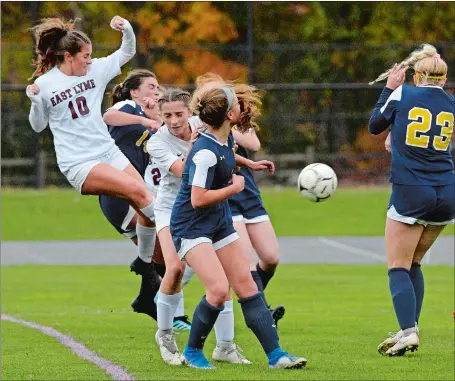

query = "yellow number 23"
[[406, 107, 454, 151]]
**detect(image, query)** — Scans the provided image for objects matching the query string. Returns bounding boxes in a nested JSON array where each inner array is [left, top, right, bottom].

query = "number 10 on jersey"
[[68, 96, 90, 119]]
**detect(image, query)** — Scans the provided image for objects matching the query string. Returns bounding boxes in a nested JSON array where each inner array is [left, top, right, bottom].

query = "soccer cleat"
[[173, 315, 192, 331], [212, 341, 252, 364], [130, 257, 161, 285], [130, 257, 161, 320], [182, 346, 215, 369], [378, 325, 419, 356], [270, 305, 286, 326], [131, 295, 157, 320], [385, 328, 419, 356], [268, 348, 307, 369], [155, 330, 184, 365]]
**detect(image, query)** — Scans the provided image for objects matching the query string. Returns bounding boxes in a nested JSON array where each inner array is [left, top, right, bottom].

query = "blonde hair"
[[194, 72, 264, 132], [370, 44, 448, 85]]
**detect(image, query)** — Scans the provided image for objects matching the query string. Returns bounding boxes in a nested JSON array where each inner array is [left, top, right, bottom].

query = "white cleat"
[[212, 341, 252, 364], [155, 330, 184, 365], [378, 325, 419, 356]]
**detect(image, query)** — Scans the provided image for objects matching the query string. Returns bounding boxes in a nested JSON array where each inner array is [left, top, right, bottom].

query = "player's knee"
[[128, 180, 153, 207], [261, 248, 280, 270], [167, 259, 185, 281], [232, 272, 258, 298], [207, 281, 229, 306]]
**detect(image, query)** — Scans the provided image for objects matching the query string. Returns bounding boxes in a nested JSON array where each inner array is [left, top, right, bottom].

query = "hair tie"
[[221, 87, 234, 113], [119, 83, 124, 89], [434, 53, 440, 59]]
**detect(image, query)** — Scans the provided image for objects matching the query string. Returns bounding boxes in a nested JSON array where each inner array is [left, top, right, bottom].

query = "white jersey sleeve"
[[27, 90, 49, 133], [90, 20, 136, 84], [147, 133, 182, 172]]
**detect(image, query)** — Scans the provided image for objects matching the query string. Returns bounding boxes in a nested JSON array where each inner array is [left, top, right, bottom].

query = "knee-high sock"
[[389, 268, 416, 330]]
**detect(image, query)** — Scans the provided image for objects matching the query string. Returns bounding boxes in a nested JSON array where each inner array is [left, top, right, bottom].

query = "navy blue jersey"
[[369, 85, 455, 186], [170, 131, 236, 239], [228, 143, 268, 219], [107, 100, 152, 177]]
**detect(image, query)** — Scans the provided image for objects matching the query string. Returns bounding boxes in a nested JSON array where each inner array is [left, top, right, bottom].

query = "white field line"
[[1, 314, 135, 381], [318, 237, 386, 263]]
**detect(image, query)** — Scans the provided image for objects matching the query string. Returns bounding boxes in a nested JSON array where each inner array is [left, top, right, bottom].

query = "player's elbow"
[[249, 140, 261, 152], [103, 110, 116, 125], [191, 193, 207, 209], [368, 116, 388, 135]]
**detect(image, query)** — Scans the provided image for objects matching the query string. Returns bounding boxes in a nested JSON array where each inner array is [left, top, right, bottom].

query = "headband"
[[221, 87, 234, 113]]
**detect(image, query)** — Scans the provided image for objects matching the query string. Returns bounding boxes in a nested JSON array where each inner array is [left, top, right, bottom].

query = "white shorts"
[[155, 208, 171, 234], [232, 214, 270, 224], [176, 232, 239, 260], [64, 146, 130, 194]]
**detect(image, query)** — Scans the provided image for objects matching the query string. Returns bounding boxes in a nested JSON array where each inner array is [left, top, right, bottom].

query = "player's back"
[[389, 84, 455, 185]]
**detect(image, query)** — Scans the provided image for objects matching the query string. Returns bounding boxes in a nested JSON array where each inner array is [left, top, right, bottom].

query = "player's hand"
[[386, 63, 408, 90], [249, 160, 275, 174], [141, 117, 161, 133], [142, 97, 156, 110], [110, 16, 126, 31], [189, 129, 200, 145], [385, 131, 392, 153], [231, 174, 245, 193], [26, 84, 40, 97]]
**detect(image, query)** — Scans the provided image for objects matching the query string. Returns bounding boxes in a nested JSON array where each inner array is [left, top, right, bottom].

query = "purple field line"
[[2, 314, 135, 381]]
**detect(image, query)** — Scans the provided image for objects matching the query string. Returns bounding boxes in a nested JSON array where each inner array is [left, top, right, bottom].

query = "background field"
[[2, 265, 454, 380], [2, 187, 454, 241]]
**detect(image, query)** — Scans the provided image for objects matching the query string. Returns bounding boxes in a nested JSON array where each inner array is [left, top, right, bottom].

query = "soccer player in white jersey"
[[101, 75, 192, 330], [26, 17, 157, 272], [148, 87, 251, 365]]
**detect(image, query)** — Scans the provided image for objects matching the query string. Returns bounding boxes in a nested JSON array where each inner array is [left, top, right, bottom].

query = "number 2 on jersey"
[[406, 107, 454, 151]]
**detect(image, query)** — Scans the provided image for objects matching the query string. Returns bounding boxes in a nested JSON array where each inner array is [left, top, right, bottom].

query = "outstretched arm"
[[110, 16, 136, 67]]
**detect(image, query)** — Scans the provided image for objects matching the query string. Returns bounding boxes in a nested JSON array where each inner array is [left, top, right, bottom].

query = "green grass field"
[[2, 187, 454, 380], [2, 265, 454, 380], [2, 187, 454, 240]]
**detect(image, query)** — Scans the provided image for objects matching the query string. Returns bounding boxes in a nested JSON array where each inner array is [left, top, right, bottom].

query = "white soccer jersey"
[[147, 116, 203, 211], [144, 159, 161, 195], [28, 22, 135, 174]]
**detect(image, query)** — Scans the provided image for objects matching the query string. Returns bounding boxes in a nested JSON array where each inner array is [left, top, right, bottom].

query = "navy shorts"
[[388, 183, 455, 226], [228, 197, 268, 223], [99, 195, 136, 238], [172, 223, 239, 259]]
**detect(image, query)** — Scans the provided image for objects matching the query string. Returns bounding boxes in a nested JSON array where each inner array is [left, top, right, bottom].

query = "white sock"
[[174, 290, 185, 317], [157, 291, 182, 332], [182, 265, 195, 287], [140, 200, 155, 222], [214, 299, 234, 343], [136, 223, 156, 263]]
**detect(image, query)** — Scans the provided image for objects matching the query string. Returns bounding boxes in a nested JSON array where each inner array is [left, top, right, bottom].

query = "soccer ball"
[[297, 163, 338, 202]]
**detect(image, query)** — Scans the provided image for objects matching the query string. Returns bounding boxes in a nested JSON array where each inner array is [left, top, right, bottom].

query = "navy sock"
[[410, 263, 424, 324], [251, 270, 269, 306], [188, 296, 223, 349], [239, 292, 280, 354], [256, 263, 275, 290], [153, 263, 166, 278], [388, 268, 416, 330]]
